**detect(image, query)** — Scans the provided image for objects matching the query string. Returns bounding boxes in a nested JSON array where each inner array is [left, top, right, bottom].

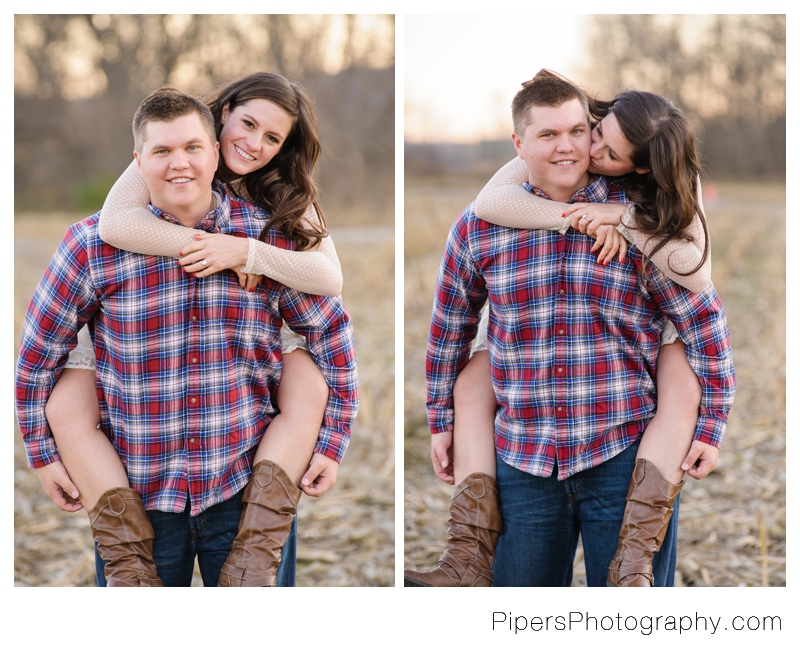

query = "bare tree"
[[578, 14, 785, 179]]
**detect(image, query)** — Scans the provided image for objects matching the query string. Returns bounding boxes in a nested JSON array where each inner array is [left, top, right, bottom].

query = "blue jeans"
[[493, 441, 678, 587], [95, 490, 297, 587]]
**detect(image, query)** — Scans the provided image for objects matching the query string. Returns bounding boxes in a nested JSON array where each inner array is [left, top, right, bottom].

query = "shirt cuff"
[[314, 426, 349, 464], [693, 414, 727, 448], [617, 204, 637, 237], [427, 406, 454, 435], [26, 439, 62, 469], [242, 238, 257, 273]]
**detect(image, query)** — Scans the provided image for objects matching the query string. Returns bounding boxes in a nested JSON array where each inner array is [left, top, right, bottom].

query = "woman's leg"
[[253, 348, 328, 483], [45, 369, 129, 510], [608, 341, 701, 587], [45, 368, 161, 586], [219, 348, 327, 587], [452, 351, 498, 483], [637, 342, 702, 484], [405, 351, 501, 587]]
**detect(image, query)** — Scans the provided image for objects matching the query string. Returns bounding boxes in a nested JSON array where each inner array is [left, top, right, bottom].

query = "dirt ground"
[[13, 217, 395, 587], [403, 177, 786, 587]]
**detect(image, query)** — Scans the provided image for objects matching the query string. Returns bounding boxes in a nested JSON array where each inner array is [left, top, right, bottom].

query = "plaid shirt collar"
[[523, 174, 612, 204], [147, 180, 232, 232]]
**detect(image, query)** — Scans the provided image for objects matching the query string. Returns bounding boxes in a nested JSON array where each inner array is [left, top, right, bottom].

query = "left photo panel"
[[14, 14, 395, 587]]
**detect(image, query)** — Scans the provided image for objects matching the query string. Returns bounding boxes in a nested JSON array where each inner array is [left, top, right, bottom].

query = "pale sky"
[[405, 14, 590, 143]]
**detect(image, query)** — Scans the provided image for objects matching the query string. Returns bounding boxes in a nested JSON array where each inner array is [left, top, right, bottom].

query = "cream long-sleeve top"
[[98, 161, 343, 296], [473, 157, 711, 294]]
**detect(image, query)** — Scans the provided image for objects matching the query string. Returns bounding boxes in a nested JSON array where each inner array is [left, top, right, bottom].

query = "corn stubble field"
[[14, 217, 394, 587], [404, 176, 786, 587]]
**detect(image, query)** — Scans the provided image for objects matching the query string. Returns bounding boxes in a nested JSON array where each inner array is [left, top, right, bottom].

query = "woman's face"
[[588, 112, 647, 177], [219, 99, 294, 176]]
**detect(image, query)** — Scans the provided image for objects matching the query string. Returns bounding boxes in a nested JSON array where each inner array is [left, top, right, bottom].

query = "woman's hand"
[[235, 270, 263, 291], [178, 233, 250, 277], [300, 453, 340, 497], [35, 460, 83, 512], [590, 225, 627, 265], [564, 203, 627, 235]]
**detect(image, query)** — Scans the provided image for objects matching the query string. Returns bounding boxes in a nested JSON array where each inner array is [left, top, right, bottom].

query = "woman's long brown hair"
[[589, 91, 709, 282], [206, 72, 327, 250]]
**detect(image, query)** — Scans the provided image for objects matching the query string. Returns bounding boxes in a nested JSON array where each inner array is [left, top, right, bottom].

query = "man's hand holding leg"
[[301, 453, 340, 497], [431, 430, 455, 484], [681, 441, 719, 479], [35, 460, 83, 512]]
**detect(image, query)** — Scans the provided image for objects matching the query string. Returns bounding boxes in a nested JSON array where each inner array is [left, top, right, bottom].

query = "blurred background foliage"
[[14, 14, 395, 223], [406, 14, 785, 181]]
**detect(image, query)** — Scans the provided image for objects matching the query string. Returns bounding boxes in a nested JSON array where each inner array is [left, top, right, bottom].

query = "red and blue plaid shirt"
[[16, 183, 358, 515], [426, 177, 734, 480]]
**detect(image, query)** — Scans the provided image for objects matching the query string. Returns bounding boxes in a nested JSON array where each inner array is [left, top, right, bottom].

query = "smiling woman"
[[220, 99, 293, 177]]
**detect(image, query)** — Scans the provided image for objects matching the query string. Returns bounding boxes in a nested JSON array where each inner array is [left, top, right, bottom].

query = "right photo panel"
[[403, 13, 785, 589]]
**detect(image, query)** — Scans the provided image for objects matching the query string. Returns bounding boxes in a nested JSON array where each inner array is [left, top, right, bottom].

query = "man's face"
[[134, 112, 219, 227], [512, 98, 591, 202]]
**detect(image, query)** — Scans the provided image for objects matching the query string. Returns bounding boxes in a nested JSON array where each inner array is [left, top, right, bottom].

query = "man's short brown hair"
[[132, 86, 217, 153], [511, 69, 589, 136]]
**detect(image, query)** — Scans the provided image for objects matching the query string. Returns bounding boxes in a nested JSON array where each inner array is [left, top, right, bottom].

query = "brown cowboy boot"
[[404, 472, 502, 587], [218, 460, 301, 587], [607, 458, 683, 587], [89, 487, 163, 587]]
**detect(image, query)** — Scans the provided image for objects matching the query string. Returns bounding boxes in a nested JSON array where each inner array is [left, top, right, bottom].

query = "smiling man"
[[419, 70, 733, 587], [510, 95, 590, 202], [16, 87, 358, 587], [133, 106, 219, 226]]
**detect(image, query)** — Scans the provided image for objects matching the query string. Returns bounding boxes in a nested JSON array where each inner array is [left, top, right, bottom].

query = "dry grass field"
[[404, 175, 786, 587], [13, 215, 394, 587]]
